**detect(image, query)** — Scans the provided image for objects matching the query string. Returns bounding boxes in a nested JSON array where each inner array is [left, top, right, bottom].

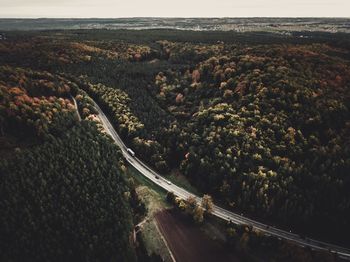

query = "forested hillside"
[[152, 42, 350, 238], [1, 29, 349, 244], [0, 65, 137, 261]]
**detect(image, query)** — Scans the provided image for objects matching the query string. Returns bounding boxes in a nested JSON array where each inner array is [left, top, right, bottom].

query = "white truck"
[[127, 148, 136, 157]]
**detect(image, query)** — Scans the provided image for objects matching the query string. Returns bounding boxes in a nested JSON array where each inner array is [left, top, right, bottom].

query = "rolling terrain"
[[1, 27, 350, 261], [0, 17, 350, 33]]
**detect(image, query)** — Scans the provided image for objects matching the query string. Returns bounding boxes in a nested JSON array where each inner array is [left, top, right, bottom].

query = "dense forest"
[[0, 65, 138, 261], [1, 29, 350, 247]]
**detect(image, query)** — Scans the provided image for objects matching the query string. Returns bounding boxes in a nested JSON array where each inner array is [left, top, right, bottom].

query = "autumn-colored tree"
[[192, 205, 204, 224], [202, 194, 214, 214], [175, 197, 187, 211], [175, 93, 184, 103], [186, 195, 198, 213], [192, 69, 201, 83]]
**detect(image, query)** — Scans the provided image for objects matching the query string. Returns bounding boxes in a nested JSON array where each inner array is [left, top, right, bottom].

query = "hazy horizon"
[[1, 16, 350, 19], [0, 0, 349, 18]]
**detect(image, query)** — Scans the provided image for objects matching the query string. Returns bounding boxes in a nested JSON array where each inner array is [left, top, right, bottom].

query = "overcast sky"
[[0, 0, 349, 18]]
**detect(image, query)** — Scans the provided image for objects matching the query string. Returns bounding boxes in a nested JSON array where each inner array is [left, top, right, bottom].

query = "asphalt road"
[[90, 98, 350, 260]]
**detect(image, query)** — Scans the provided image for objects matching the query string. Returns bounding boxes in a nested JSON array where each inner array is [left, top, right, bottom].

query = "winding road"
[[89, 98, 350, 260]]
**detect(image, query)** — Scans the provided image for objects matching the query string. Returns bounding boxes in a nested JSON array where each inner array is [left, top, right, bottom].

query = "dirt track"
[[155, 209, 240, 262]]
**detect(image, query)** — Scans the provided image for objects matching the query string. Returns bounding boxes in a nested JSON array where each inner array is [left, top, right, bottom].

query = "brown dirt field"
[[155, 209, 240, 262]]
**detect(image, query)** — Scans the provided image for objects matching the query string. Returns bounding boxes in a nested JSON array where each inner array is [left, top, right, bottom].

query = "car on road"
[[166, 180, 172, 185], [95, 97, 350, 258], [127, 148, 135, 157]]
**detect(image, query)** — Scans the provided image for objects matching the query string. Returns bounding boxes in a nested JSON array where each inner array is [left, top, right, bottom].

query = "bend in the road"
[[90, 98, 350, 260]]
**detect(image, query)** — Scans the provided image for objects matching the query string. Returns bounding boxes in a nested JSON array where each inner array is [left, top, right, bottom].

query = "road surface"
[[71, 95, 82, 121], [89, 98, 350, 260]]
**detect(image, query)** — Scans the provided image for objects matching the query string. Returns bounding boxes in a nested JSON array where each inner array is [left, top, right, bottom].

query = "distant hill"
[[0, 17, 350, 33]]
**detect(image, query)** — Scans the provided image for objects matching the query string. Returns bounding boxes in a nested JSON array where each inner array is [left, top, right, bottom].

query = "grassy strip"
[[166, 173, 201, 196], [126, 163, 168, 200]]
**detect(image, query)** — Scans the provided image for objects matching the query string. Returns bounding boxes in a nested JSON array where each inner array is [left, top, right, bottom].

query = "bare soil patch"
[[155, 209, 240, 262]]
